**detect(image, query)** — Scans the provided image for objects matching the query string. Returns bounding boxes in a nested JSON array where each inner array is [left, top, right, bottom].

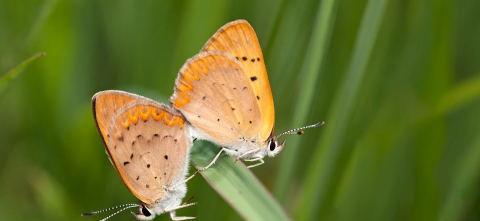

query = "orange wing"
[[201, 19, 275, 142], [171, 51, 262, 146], [92, 91, 191, 205]]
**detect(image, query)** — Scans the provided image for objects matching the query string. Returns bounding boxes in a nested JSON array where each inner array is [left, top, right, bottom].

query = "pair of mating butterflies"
[[83, 20, 323, 221]]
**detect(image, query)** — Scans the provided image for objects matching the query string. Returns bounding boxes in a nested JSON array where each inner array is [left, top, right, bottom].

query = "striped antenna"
[[81, 203, 140, 219], [276, 121, 324, 138]]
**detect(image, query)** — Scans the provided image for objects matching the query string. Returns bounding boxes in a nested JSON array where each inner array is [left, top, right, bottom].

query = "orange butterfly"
[[171, 20, 323, 169], [84, 91, 197, 220]]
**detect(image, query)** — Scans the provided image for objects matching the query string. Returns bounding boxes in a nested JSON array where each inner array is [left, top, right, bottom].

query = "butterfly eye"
[[269, 140, 276, 151], [141, 205, 151, 217]]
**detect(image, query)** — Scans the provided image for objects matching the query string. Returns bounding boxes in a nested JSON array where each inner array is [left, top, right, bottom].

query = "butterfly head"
[[266, 121, 325, 157], [131, 204, 156, 220], [266, 137, 285, 157]]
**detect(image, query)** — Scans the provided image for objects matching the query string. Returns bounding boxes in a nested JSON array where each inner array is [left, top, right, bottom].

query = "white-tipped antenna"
[[276, 121, 324, 138], [82, 203, 140, 221]]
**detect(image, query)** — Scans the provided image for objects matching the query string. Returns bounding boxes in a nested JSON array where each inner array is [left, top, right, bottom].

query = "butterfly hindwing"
[[92, 91, 192, 205], [171, 51, 262, 146], [201, 19, 275, 141]]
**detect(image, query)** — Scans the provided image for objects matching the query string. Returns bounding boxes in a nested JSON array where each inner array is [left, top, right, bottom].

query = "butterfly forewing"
[[92, 91, 192, 206], [171, 51, 261, 146], [201, 20, 275, 141]]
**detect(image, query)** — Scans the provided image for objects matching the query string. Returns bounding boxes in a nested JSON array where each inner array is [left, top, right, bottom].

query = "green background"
[[1, 0, 480, 220]]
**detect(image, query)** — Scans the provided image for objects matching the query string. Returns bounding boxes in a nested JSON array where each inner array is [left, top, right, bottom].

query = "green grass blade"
[[190, 141, 291, 221], [438, 132, 480, 221], [274, 0, 338, 203], [434, 74, 480, 116], [296, 0, 389, 220], [22, 0, 59, 49], [0, 52, 45, 95]]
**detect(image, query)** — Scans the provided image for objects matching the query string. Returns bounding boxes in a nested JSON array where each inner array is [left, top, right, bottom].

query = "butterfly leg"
[[163, 202, 197, 213], [166, 170, 200, 192], [167, 210, 196, 220], [235, 148, 261, 162], [244, 157, 265, 168], [198, 147, 236, 171]]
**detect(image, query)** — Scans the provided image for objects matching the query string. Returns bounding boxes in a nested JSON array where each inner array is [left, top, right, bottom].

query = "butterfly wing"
[[92, 91, 191, 206], [171, 51, 262, 146], [201, 19, 275, 142]]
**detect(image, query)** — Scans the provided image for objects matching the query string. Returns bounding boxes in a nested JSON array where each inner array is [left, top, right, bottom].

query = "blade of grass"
[[274, 0, 338, 203], [439, 132, 480, 221], [263, 0, 289, 58], [0, 52, 45, 95], [434, 74, 480, 116], [22, 0, 59, 49], [190, 141, 291, 221], [296, 0, 389, 220]]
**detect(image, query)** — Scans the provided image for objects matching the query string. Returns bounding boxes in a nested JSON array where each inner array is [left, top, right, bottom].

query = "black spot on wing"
[[164, 155, 168, 160], [250, 76, 257, 81], [242, 56, 247, 61], [124, 161, 130, 166]]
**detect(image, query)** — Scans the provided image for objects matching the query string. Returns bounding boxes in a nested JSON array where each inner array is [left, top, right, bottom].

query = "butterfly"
[[83, 19, 323, 221], [171, 20, 323, 169], [83, 91, 197, 220]]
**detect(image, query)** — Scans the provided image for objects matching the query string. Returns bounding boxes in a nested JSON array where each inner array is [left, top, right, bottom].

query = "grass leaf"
[[274, 0, 338, 203], [296, 0, 390, 219], [190, 141, 291, 221], [0, 52, 45, 95], [435, 74, 480, 116]]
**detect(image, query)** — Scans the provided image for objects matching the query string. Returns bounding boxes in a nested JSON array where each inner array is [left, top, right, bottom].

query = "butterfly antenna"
[[81, 203, 140, 217], [276, 121, 324, 138], [99, 205, 141, 221]]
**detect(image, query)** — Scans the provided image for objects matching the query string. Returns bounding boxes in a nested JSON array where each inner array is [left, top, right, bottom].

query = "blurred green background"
[[1, 0, 480, 220]]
